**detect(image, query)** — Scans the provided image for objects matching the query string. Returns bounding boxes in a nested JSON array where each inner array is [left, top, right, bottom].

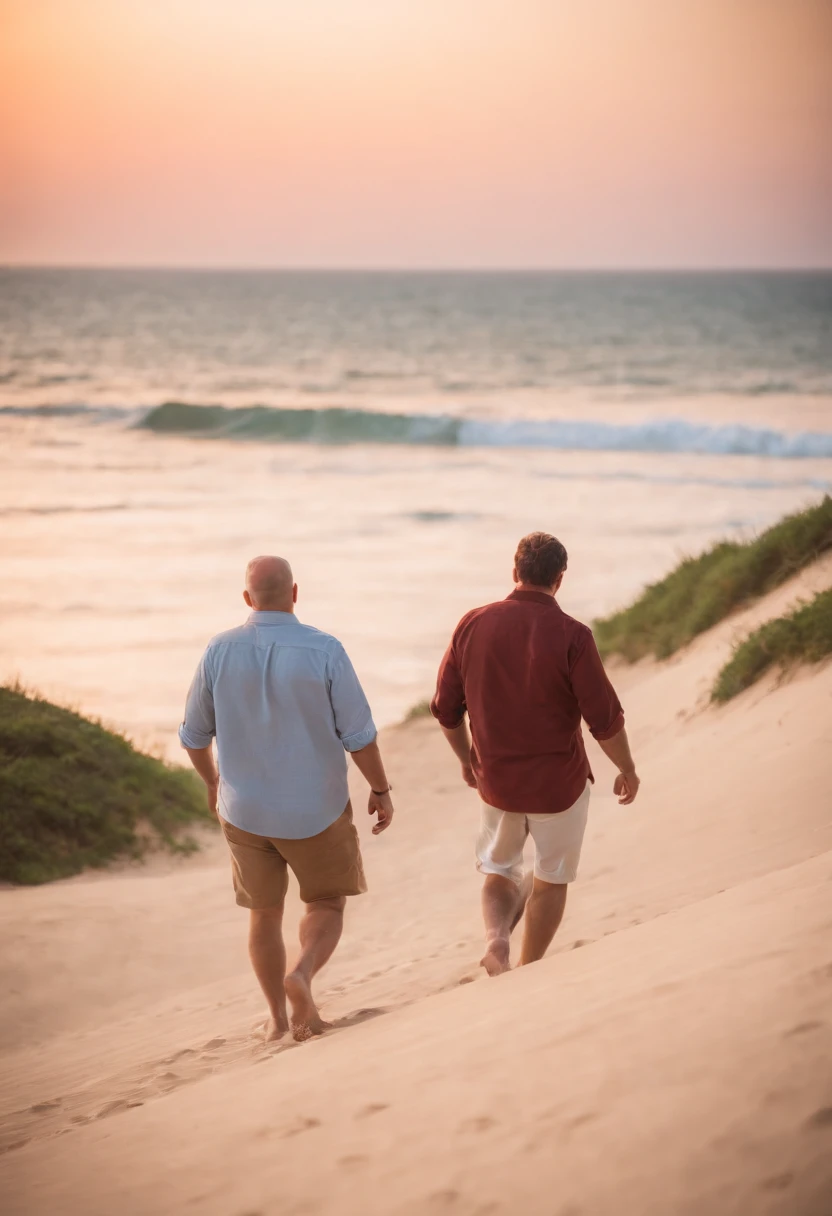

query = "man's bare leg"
[[285, 896, 345, 1040], [480, 873, 528, 976], [249, 906, 289, 1042], [510, 870, 534, 933], [518, 878, 568, 965]]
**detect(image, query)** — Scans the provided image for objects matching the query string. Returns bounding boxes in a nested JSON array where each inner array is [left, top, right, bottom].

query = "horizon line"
[[2, 262, 832, 275]]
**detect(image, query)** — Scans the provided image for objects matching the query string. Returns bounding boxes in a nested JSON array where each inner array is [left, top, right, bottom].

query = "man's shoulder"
[[555, 605, 592, 636], [452, 599, 511, 637], [291, 621, 346, 655], [204, 622, 252, 650], [455, 598, 594, 642], [206, 618, 344, 656], [455, 599, 498, 624]]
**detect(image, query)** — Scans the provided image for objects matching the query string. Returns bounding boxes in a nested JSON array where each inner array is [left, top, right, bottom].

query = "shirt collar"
[[247, 610, 299, 625], [507, 589, 559, 609]]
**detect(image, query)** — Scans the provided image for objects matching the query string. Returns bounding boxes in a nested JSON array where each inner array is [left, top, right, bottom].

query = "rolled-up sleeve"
[[179, 650, 216, 750], [329, 645, 377, 752], [430, 639, 466, 729], [569, 627, 625, 741]]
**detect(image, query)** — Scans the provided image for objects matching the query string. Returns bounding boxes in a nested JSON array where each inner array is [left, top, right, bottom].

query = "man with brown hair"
[[431, 532, 639, 975]]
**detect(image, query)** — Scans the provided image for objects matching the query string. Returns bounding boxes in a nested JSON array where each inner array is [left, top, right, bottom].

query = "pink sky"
[[1, 0, 830, 268]]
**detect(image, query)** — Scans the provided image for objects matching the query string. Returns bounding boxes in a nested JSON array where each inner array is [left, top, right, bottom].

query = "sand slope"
[[1, 559, 831, 1214]]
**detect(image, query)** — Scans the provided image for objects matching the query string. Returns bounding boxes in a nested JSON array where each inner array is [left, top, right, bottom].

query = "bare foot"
[[263, 1015, 289, 1043], [284, 972, 332, 1041], [480, 937, 511, 977]]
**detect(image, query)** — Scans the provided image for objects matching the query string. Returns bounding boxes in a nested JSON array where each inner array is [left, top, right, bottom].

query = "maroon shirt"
[[430, 589, 624, 815]]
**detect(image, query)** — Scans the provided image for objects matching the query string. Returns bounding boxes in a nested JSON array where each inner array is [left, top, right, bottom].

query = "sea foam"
[[3, 401, 832, 459], [138, 402, 832, 459]]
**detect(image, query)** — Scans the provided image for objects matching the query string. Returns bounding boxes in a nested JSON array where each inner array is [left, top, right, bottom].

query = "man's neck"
[[515, 582, 556, 598], [252, 605, 295, 614]]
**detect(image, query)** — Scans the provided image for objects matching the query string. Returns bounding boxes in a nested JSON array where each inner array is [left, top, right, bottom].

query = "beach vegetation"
[[593, 497, 832, 661], [0, 684, 213, 885], [711, 587, 832, 702]]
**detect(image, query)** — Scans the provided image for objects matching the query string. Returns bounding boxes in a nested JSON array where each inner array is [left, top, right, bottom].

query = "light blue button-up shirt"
[[179, 611, 377, 839]]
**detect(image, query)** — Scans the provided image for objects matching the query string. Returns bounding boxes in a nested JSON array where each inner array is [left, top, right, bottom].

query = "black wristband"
[[371, 785, 392, 796]]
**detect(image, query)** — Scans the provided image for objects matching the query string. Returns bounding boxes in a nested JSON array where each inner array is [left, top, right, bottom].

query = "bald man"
[[180, 556, 394, 1041]]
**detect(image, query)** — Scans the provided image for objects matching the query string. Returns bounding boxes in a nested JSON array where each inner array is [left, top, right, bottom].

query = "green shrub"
[[711, 588, 832, 702], [403, 698, 433, 722], [594, 497, 832, 661], [0, 685, 213, 884]]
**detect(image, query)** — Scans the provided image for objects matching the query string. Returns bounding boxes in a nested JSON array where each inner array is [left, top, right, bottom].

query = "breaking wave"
[[137, 401, 832, 459], [4, 402, 832, 459]]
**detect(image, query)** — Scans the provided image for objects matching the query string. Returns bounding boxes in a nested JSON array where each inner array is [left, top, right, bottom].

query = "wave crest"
[[136, 401, 832, 459]]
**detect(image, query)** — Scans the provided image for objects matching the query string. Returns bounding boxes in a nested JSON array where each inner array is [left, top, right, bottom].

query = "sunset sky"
[[1, 0, 831, 269]]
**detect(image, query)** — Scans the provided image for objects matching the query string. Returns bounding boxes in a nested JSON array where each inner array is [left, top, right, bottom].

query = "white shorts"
[[475, 781, 591, 886]]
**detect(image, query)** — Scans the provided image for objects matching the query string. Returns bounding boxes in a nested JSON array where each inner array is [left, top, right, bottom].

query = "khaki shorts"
[[219, 804, 367, 908], [476, 781, 591, 886]]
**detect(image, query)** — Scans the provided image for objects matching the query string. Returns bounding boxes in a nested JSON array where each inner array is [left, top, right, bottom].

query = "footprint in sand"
[[280, 1116, 321, 1138], [356, 1102, 388, 1118], [784, 1020, 823, 1037], [29, 1100, 62, 1113], [338, 1154, 368, 1167], [1, 1138, 30, 1153], [805, 1106, 832, 1130], [162, 1047, 197, 1064], [202, 1036, 226, 1050], [95, 1099, 143, 1119], [155, 1071, 185, 1092], [761, 1172, 794, 1191], [334, 1007, 387, 1030], [459, 1115, 496, 1133], [429, 1189, 460, 1207]]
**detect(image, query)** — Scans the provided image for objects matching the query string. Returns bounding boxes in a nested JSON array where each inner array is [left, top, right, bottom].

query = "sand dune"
[[1, 559, 831, 1214]]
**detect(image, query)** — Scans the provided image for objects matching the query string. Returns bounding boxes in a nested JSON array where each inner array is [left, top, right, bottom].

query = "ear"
[[243, 590, 253, 608], [292, 583, 299, 604], [512, 566, 519, 584], [554, 572, 564, 593]]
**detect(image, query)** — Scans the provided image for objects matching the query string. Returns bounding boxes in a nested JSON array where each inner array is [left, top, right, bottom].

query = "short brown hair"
[[514, 532, 568, 588]]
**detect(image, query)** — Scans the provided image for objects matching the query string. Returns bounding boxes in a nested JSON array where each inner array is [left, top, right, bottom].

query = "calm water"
[[2, 268, 831, 407], [1, 270, 831, 749]]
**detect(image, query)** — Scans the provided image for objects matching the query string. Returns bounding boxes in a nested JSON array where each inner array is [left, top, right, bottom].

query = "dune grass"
[[594, 497, 832, 661], [403, 698, 433, 723], [711, 587, 832, 702], [0, 685, 213, 885]]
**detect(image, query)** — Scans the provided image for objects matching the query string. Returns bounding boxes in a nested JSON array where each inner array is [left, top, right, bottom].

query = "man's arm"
[[329, 645, 394, 835], [184, 745, 219, 817], [430, 638, 477, 789], [439, 721, 478, 789], [348, 739, 394, 835], [570, 628, 641, 805], [179, 651, 219, 816], [596, 725, 640, 805]]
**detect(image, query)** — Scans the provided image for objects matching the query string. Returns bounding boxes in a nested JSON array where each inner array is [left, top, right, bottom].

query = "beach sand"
[[1, 557, 831, 1214]]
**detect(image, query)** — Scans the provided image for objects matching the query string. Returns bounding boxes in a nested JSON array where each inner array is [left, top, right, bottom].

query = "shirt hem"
[[218, 795, 350, 841]]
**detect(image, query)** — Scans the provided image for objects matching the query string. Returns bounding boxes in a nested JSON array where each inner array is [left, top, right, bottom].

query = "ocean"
[[1, 269, 830, 752]]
